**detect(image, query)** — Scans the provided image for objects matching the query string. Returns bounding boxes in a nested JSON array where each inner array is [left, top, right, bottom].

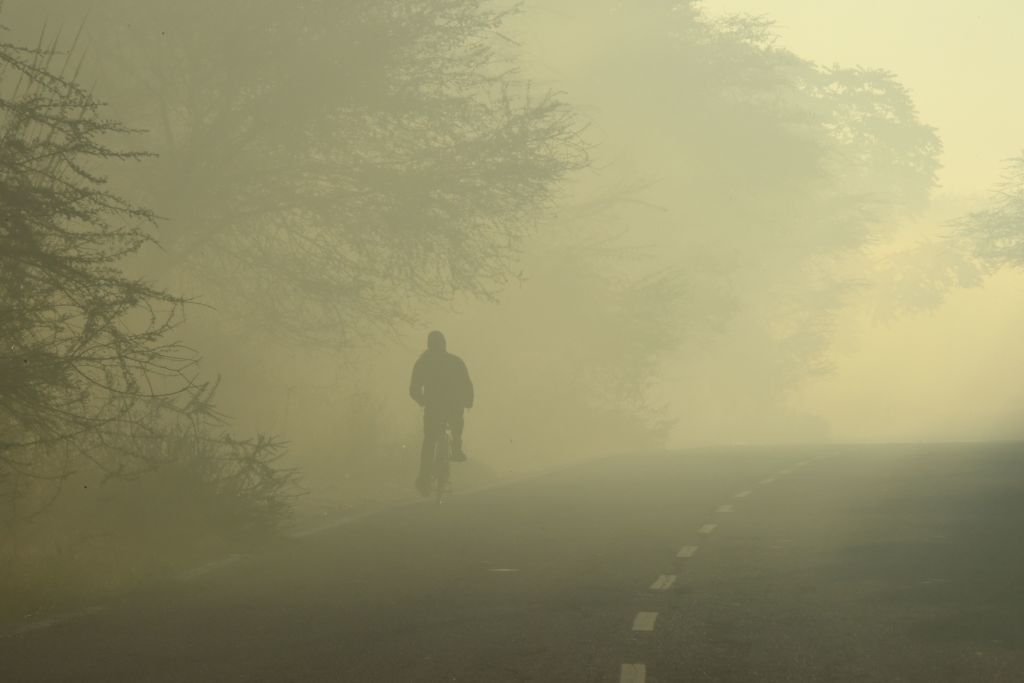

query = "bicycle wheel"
[[433, 430, 450, 505]]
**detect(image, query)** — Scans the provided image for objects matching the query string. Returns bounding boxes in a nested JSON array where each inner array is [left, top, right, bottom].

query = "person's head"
[[427, 330, 447, 353]]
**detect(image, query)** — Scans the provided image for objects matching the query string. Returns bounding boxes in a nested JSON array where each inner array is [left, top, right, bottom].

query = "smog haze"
[[2, 2, 1023, 680]]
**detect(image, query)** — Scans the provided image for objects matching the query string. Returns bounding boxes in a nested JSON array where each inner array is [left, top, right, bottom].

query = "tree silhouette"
[[0, 24, 198, 502], [957, 155, 1024, 268], [11, 0, 588, 346], [487, 0, 945, 442]]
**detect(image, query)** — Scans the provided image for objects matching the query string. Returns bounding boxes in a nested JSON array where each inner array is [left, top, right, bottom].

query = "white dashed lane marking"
[[620, 663, 647, 683], [178, 554, 244, 581], [650, 574, 676, 590], [632, 612, 658, 632], [619, 455, 833, 682], [3, 605, 105, 638]]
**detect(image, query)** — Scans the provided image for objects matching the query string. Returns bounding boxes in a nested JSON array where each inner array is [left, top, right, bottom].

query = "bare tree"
[[10, 0, 588, 346], [0, 24, 196, 507], [957, 155, 1024, 268]]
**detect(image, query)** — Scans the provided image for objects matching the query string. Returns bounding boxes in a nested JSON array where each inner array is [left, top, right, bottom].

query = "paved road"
[[4, 444, 1024, 682]]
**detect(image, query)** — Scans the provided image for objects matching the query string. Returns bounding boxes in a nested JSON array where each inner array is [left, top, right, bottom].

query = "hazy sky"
[[702, 0, 1024, 197]]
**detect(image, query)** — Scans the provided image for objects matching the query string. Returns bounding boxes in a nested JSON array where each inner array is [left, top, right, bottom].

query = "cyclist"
[[409, 330, 474, 496]]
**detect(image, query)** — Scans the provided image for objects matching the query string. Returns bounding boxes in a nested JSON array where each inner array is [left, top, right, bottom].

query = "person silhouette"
[[409, 331, 474, 496]]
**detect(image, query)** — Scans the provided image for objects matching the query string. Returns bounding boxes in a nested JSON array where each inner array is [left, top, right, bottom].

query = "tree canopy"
[[492, 0, 944, 440], [8, 0, 587, 346]]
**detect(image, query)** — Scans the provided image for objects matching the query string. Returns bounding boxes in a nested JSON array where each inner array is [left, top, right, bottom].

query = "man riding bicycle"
[[409, 331, 474, 497]]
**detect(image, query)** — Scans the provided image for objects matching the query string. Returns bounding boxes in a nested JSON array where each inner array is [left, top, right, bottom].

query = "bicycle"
[[430, 422, 454, 505]]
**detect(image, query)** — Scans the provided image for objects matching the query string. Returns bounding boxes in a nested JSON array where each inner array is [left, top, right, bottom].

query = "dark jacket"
[[409, 350, 474, 410]]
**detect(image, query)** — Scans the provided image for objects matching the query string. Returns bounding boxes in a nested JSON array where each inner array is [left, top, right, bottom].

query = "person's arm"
[[409, 358, 425, 406]]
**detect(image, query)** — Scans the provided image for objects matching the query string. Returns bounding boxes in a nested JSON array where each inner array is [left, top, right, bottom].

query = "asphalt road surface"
[[4, 443, 1024, 682]]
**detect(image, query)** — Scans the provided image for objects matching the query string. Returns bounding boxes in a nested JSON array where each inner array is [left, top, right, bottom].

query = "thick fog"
[[2, 0, 1023, 619], [702, 0, 1024, 443]]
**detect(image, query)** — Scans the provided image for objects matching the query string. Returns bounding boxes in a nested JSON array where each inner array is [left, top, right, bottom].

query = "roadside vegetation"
[[0, 21, 300, 617]]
